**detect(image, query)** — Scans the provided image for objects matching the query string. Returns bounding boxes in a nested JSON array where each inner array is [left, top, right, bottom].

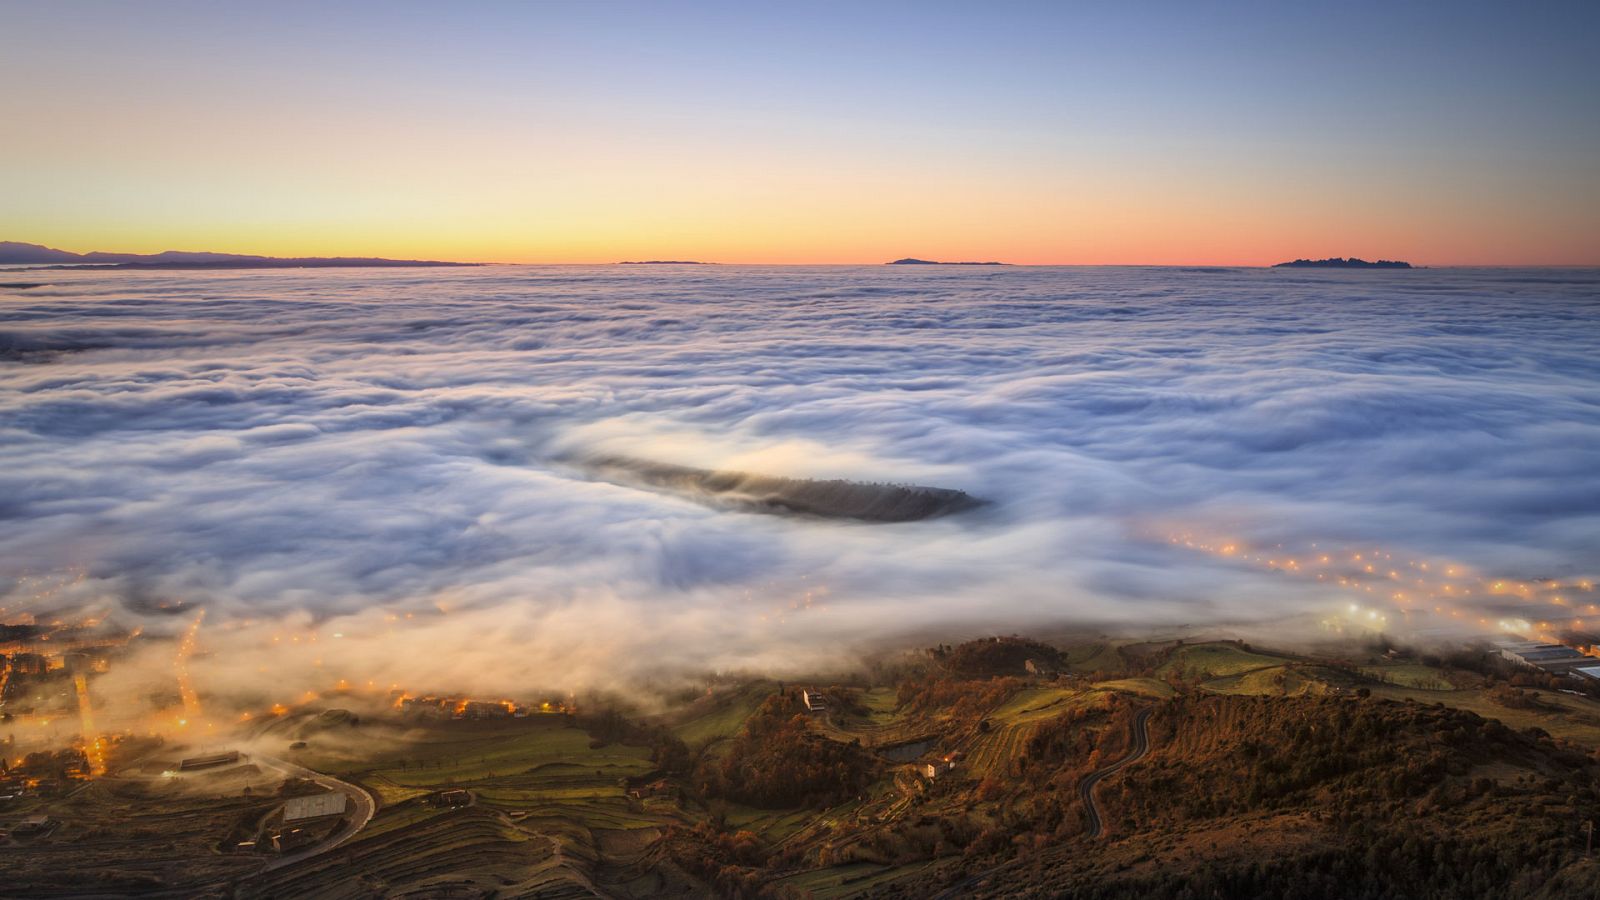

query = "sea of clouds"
[[2, 265, 1598, 706]]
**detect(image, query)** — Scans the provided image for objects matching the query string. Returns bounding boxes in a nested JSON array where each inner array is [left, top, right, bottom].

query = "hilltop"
[[1273, 257, 1413, 269], [0, 241, 474, 269]]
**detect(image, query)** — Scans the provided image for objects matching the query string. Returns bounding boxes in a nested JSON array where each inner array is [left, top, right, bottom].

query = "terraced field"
[[967, 680, 1176, 777], [772, 860, 938, 898], [241, 805, 586, 899], [967, 722, 1038, 778]]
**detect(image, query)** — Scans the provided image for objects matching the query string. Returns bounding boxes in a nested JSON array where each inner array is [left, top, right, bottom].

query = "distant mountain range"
[[888, 258, 1009, 265], [0, 241, 474, 269], [617, 260, 713, 265], [1273, 257, 1412, 269]]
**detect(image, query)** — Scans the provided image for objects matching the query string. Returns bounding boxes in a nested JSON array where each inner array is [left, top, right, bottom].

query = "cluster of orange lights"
[[1167, 530, 1596, 641], [752, 574, 830, 625]]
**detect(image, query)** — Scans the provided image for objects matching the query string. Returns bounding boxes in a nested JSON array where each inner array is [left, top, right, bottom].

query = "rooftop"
[[283, 792, 348, 822]]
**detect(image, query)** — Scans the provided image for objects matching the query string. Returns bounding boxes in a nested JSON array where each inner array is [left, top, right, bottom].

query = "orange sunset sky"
[[4, 2, 1597, 265]]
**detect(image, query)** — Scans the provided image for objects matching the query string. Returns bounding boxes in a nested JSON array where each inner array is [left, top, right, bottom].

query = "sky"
[[2, 0, 1598, 265]]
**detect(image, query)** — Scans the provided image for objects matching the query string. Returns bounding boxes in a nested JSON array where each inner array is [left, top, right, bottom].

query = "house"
[[1024, 658, 1057, 677], [802, 689, 828, 713], [920, 752, 961, 781]]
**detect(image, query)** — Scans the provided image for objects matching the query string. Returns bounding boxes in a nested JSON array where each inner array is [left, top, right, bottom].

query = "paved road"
[[932, 707, 1156, 898], [252, 754, 377, 871], [1078, 707, 1153, 838]]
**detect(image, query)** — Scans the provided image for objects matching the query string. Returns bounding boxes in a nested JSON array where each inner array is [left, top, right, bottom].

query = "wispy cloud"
[[2, 266, 1597, 708]]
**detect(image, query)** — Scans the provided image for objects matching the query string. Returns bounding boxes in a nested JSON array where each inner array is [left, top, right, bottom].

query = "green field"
[[359, 721, 653, 788], [1091, 677, 1179, 699], [1063, 642, 1124, 675], [672, 682, 773, 748], [1371, 684, 1600, 747], [1360, 663, 1453, 689], [724, 804, 820, 843], [1156, 642, 1282, 680], [859, 686, 902, 723], [988, 686, 1084, 724]]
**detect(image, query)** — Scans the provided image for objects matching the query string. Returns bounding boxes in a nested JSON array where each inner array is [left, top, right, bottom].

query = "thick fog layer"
[[2, 265, 1598, 704]]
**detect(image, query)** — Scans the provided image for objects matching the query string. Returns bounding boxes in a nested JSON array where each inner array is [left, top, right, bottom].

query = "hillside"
[[12, 636, 1600, 898]]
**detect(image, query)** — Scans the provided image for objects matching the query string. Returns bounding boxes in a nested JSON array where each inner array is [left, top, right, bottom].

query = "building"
[[283, 791, 348, 823], [8, 653, 48, 676], [179, 750, 240, 771], [1495, 640, 1592, 672], [802, 689, 827, 713], [920, 752, 961, 781], [12, 814, 55, 837], [455, 700, 514, 719], [270, 826, 320, 853], [429, 789, 471, 808], [1024, 658, 1057, 677]]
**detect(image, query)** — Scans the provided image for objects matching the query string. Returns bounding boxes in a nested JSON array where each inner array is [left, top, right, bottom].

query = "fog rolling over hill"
[[0, 264, 1598, 703], [578, 455, 983, 522]]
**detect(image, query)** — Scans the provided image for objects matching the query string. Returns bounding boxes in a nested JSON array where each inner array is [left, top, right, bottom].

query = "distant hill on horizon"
[[888, 257, 1009, 266], [0, 241, 475, 269], [1273, 257, 1413, 269]]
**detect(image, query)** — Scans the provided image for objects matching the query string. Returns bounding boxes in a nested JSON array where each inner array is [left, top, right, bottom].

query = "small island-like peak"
[[1272, 257, 1412, 269], [887, 257, 1008, 266]]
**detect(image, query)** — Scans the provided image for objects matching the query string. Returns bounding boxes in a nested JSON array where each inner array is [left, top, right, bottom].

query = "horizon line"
[[7, 241, 1598, 269]]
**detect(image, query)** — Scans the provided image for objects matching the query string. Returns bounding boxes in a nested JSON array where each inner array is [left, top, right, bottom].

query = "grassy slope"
[[673, 683, 772, 749]]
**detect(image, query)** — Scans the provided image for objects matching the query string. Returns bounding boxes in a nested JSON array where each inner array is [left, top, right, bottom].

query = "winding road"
[[251, 754, 377, 871], [1078, 707, 1152, 838], [931, 706, 1157, 898]]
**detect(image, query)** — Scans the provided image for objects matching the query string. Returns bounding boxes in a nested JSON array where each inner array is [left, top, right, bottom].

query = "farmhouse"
[[802, 689, 828, 713]]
